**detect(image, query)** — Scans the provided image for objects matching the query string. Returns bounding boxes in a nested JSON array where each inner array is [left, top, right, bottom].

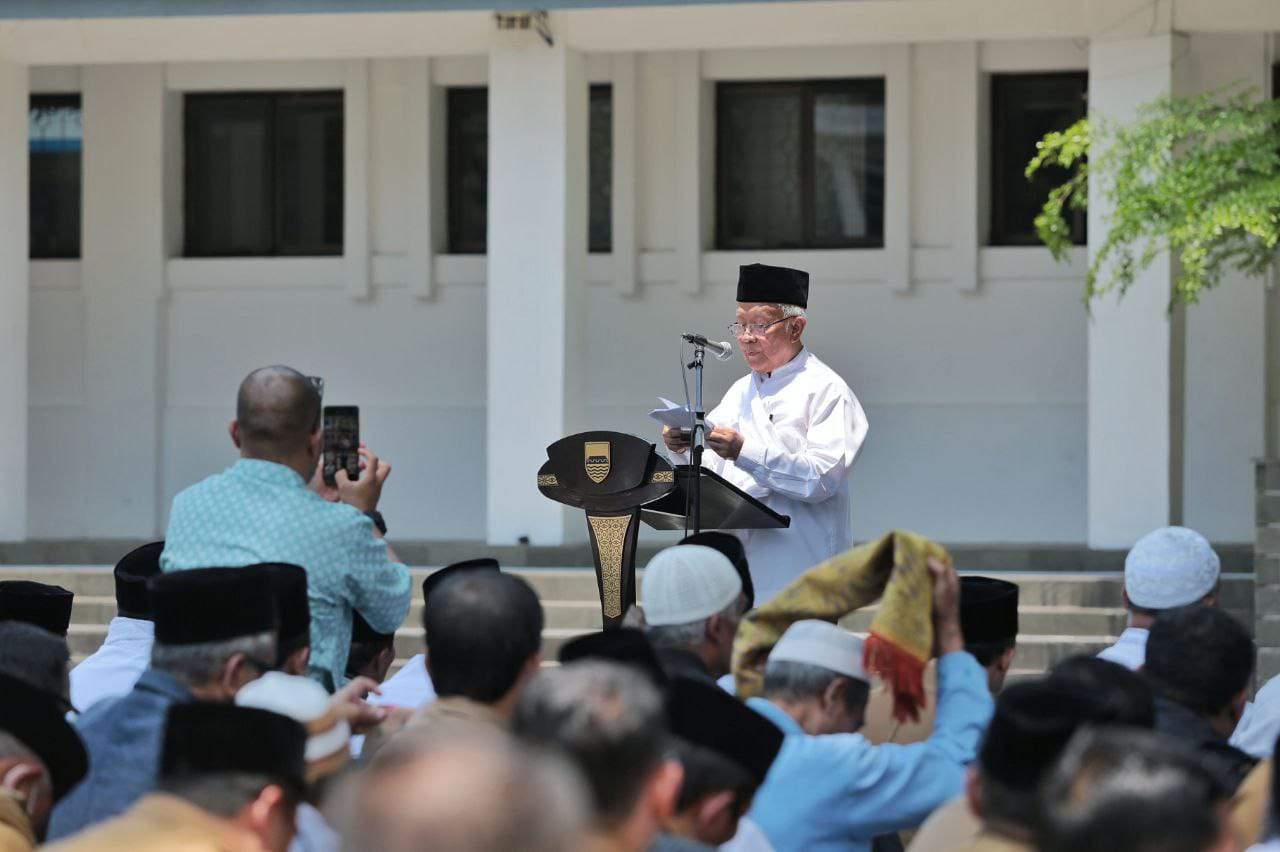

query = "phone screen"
[[323, 406, 359, 487]]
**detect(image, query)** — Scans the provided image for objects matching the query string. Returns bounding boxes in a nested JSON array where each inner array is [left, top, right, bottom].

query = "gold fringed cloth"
[[731, 530, 947, 723]]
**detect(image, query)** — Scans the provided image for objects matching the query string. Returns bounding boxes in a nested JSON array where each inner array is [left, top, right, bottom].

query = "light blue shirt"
[[746, 651, 994, 852], [160, 458, 411, 691], [47, 669, 192, 840]]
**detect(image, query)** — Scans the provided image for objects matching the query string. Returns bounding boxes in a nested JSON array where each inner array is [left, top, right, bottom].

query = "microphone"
[[682, 333, 734, 361]]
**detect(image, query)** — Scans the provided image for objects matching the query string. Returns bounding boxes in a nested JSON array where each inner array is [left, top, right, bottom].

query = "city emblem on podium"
[[584, 441, 611, 484]]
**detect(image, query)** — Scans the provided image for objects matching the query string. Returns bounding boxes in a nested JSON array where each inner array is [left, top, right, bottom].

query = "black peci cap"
[[0, 672, 87, 800], [247, 563, 310, 650], [351, 609, 395, 643], [421, 558, 500, 604], [666, 677, 784, 786], [960, 576, 1019, 645], [0, 580, 74, 636], [152, 567, 277, 646], [114, 541, 164, 619], [736, 264, 809, 308], [558, 628, 668, 687], [161, 703, 308, 792], [679, 532, 753, 610]]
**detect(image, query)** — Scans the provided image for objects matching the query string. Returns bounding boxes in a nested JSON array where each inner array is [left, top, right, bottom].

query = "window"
[[716, 79, 884, 251], [29, 94, 82, 259], [589, 85, 612, 253], [990, 72, 1087, 246], [447, 87, 488, 255], [184, 91, 343, 257]]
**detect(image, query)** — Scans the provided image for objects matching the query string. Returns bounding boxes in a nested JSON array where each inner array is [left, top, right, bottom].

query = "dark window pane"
[[29, 94, 81, 259], [990, 72, 1087, 246], [448, 87, 488, 254], [812, 86, 884, 245], [185, 90, 343, 257], [589, 84, 612, 254], [716, 79, 884, 250], [276, 92, 344, 256]]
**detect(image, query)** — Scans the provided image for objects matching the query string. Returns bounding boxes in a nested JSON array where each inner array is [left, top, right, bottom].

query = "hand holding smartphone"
[[323, 406, 360, 487]]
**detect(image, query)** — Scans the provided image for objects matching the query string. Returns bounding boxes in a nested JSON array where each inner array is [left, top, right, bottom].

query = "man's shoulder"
[[800, 352, 856, 395]]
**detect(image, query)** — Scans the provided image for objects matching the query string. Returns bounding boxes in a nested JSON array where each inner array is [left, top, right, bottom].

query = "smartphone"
[[322, 406, 360, 487]]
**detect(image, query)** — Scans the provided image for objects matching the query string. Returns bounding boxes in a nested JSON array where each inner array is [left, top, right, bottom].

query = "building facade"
[[2, 0, 1277, 549]]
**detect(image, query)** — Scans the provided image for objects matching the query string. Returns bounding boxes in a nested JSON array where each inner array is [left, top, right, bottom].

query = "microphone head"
[[714, 341, 734, 361]]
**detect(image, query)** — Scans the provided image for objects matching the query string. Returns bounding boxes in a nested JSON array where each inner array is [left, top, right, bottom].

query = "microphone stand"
[[687, 342, 706, 534]]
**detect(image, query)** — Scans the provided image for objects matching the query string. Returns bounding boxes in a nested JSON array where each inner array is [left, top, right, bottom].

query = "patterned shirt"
[[159, 458, 411, 691]]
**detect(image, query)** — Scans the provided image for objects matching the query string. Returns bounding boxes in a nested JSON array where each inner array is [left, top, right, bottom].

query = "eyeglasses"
[[728, 318, 790, 338]]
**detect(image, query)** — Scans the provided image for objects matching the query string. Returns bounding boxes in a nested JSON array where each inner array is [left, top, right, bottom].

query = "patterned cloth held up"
[[732, 530, 945, 723]]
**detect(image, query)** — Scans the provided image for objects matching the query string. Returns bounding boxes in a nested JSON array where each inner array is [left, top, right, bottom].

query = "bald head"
[[234, 366, 321, 459]]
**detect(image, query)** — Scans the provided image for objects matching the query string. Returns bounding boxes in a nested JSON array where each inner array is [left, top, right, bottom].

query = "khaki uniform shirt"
[[0, 794, 35, 852], [906, 795, 980, 852], [43, 793, 263, 852], [1230, 758, 1270, 849], [405, 696, 505, 733], [863, 663, 940, 746]]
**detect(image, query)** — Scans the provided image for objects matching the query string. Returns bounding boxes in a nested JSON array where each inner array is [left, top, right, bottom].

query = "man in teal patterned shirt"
[[160, 366, 410, 692]]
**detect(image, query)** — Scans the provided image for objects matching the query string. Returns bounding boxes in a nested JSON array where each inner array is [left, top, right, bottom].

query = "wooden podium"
[[537, 431, 789, 628]]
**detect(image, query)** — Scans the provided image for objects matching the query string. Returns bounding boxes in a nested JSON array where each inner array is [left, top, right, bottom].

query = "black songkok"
[[960, 576, 1019, 644], [248, 563, 310, 650], [351, 609, 395, 643], [736, 264, 809, 308], [558, 627, 667, 687], [421, 558, 500, 604], [680, 531, 753, 610], [0, 580, 73, 636], [0, 672, 87, 801], [161, 703, 307, 792], [152, 567, 277, 645], [114, 541, 164, 619], [666, 677, 784, 786]]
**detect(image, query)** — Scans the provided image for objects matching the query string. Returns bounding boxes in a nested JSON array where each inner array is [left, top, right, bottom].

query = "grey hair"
[[0, 622, 70, 700], [0, 731, 38, 762], [150, 631, 276, 688], [776, 304, 806, 320], [762, 659, 846, 702], [645, 595, 740, 652]]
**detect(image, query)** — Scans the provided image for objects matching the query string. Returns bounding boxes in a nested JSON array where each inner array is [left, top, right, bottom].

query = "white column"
[[0, 63, 27, 541], [81, 65, 166, 538], [486, 27, 588, 545], [1086, 34, 1185, 548]]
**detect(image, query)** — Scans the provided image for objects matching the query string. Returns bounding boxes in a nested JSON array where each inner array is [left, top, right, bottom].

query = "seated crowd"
[[1, 366, 1278, 852]]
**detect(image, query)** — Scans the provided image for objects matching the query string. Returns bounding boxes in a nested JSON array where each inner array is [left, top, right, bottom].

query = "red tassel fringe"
[[863, 632, 927, 723]]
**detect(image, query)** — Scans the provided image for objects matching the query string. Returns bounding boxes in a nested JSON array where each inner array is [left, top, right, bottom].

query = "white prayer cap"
[[1124, 526, 1221, 610], [641, 545, 742, 626], [236, 671, 351, 779], [768, 619, 867, 683]]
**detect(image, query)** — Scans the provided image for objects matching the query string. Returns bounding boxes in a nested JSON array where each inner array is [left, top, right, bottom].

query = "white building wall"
[[20, 27, 1272, 545]]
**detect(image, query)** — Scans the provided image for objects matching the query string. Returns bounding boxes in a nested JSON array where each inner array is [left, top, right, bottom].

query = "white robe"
[[68, 617, 154, 712], [1096, 626, 1149, 671], [672, 348, 868, 602], [1231, 672, 1280, 759]]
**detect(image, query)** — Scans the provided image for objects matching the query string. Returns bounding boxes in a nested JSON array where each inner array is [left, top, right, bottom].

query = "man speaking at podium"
[[663, 264, 869, 603]]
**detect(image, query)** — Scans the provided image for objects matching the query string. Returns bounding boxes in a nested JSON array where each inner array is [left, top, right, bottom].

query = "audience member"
[[910, 659, 1155, 852], [236, 672, 356, 852], [1144, 603, 1256, 790], [865, 576, 1019, 745], [68, 542, 162, 711], [558, 627, 668, 687], [745, 557, 993, 851], [0, 580, 73, 636], [160, 365, 410, 692], [513, 661, 683, 852], [1037, 727, 1235, 852], [370, 559, 499, 710], [343, 724, 588, 852], [0, 622, 71, 704], [0, 674, 87, 850], [46, 703, 308, 852], [400, 569, 542, 733], [642, 545, 745, 684], [678, 532, 755, 611], [656, 678, 783, 851], [1098, 526, 1220, 670], [47, 567, 277, 840], [251, 563, 312, 676], [346, 612, 396, 685]]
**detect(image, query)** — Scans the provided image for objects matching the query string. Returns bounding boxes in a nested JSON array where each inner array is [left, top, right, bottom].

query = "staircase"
[[0, 566, 1255, 680]]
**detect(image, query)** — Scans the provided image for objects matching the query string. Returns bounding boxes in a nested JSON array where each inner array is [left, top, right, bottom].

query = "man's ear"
[[997, 645, 1017, 675], [646, 759, 685, 825], [222, 652, 262, 696], [790, 316, 807, 341], [309, 426, 323, 456], [694, 789, 740, 839], [229, 420, 242, 449], [821, 676, 846, 713], [964, 766, 983, 818], [241, 783, 290, 844], [1230, 689, 1249, 724]]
